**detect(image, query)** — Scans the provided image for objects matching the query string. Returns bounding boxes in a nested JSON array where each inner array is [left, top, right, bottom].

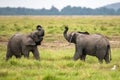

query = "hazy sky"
[[0, 0, 120, 10]]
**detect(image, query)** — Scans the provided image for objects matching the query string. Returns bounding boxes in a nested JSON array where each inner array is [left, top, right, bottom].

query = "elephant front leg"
[[80, 49, 87, 61], [22, 49, 29, 59], [32, 47, 40, 60], [73, 52, 80, 61], [80, 54, 86, 61], [73, 45, 82, 61]]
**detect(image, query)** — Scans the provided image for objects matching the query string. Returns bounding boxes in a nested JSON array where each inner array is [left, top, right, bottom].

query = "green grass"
[[0, 16, 120, 42], [0, 44, 120, 80], [0, 16, 120, 80]]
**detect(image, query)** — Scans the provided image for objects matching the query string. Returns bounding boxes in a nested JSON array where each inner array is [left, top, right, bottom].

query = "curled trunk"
[[63, 27, 69, 42]]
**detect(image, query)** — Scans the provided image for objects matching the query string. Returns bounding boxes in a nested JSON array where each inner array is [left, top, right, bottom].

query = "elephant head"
[[28, 25, 45, 45], [63, 26, 89, 44], [63, 26, 77, 44]]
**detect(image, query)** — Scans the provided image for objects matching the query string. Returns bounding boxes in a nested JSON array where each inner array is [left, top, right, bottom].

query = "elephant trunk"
[[63, 26, 69, 42]]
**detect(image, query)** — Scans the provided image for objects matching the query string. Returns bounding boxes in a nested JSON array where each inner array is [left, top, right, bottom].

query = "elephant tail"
[[108, 45, 112, 61]]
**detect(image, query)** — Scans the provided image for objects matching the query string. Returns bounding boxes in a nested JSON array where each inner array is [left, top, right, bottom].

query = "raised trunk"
[[63, 27, 69, 42]]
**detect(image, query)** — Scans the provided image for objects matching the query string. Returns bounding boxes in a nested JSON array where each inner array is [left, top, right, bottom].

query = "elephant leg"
[[6, 49, 13, 61], [22, 50, 29, 59], [80, 54, 86, 61], [104, 54, 110, 64], [98, 58, 103, 64], [32, 47, 40, 60], [73, 45, 82, 61], [80, 49, 86, 61], [104, 47, 111, 64], [15, 55, 22, 59], [96, 49, 106, 64]]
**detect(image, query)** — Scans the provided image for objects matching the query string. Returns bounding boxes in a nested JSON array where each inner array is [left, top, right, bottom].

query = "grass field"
[[0, 16, 120, 80], [0, 16, 120, 41]]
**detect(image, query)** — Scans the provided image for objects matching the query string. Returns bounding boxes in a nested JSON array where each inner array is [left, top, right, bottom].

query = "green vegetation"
[[0, 44, 120, 80], [0, 6, 120, 15], [0, 16, 120, 80], [0, 16, 120, 42]]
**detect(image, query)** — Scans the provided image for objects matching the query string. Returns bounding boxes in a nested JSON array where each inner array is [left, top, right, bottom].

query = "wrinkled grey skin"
[[63, 26, 111, 63], [6, 25, 44, 61]]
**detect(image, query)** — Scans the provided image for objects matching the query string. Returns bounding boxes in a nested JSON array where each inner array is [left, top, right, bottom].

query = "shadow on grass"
[[41, 56, 72, 61], [61, 56, 72, 60], [43, 75, 60, 80], [0, 70, 8, 77]]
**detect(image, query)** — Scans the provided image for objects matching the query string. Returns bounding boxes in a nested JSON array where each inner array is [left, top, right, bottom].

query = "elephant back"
[[8, 33, 23, 53]]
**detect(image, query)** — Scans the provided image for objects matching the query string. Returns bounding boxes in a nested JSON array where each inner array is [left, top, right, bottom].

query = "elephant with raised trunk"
[[6, 25, 44, 61], [63, 26, 111, 63]]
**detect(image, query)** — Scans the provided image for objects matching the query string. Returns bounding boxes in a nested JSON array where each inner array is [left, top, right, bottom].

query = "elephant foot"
[[98, 60, 103, 64], [105, 61, 110, 64], [73, 58, 78, 61]]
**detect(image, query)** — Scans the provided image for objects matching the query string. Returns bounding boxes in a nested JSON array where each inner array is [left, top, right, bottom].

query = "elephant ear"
[[24, 37, 36, 46], [69, 32, 77, 43]]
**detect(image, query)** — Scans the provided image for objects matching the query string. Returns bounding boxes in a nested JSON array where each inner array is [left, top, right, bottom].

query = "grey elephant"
[[63, 26, 111, 63], [6, 25, 44, 61]]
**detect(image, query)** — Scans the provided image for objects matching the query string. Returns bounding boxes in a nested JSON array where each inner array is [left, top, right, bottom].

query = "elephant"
[[63, 26, 111, 63], [6, 25, 44, 61]]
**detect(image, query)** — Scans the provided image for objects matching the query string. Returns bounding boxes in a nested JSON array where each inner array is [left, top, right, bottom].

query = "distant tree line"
[[0, 6, 120, 15]]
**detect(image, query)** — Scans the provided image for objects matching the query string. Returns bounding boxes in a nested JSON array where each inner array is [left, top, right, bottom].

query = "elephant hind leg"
[[6, 49, 13, 61], [98, 58, 103, 64], [104, 45, 111, 64], [96, 53, 104, 64], [104, 53, 110, 64], [96, 49, 106, 64]]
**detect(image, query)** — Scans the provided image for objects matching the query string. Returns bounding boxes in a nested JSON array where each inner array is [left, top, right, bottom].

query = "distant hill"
[[103, 2, 120, 10], [0, 2, 120, 15]]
